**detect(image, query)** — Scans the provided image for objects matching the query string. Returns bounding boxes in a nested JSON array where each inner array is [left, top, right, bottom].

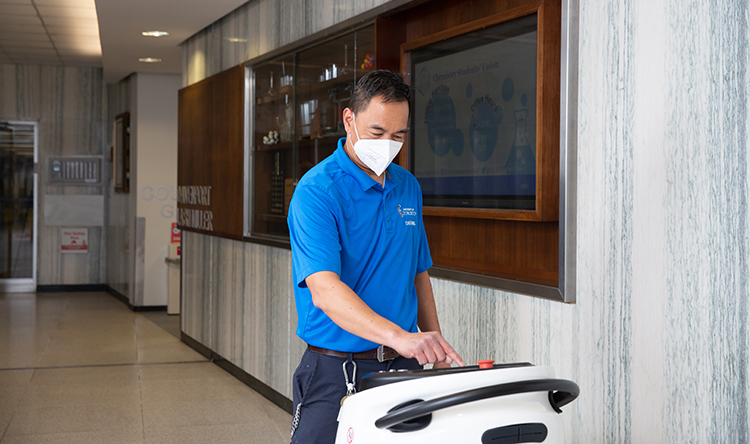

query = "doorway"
[[0, 121, 37, 292]]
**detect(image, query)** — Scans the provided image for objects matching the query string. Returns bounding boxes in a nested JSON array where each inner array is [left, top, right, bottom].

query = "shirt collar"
[[334, 137, 403, 191]]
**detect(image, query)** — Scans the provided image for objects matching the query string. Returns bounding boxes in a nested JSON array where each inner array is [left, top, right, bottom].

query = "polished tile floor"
[[0, 292, 291, 443]]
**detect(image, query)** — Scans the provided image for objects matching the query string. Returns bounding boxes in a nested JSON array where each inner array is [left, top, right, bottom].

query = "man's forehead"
[[358, 100, 408, 126]]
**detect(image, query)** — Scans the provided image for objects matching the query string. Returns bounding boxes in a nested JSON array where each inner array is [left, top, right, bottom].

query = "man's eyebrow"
[[369, 124, 408, 134]]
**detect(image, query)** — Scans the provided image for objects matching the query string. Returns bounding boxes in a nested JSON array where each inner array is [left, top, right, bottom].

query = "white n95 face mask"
[[352, 114, 403, 177]]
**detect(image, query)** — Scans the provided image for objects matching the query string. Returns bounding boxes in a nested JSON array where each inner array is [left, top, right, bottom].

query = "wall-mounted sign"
[[61, 228, 88, 253], [171, 223, 181, 243]]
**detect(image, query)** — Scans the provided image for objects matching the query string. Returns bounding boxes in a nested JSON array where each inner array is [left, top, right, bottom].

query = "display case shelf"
[[255, 213, 287, 223], [296, 68, 375, 97], [298, 133, 346, 147], [256, 141, 294, 151], [256, 85, 293, 106]]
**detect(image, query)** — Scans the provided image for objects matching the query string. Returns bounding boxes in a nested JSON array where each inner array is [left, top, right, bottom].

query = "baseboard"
[[180, 332, 213, 359], [181, 332, 293, 414], [105, 286, 130, 306], [37, 284, 108, 293], [132, 305, 167, 312], [213, 354, 294, 414], [104, 286, 166, 312]]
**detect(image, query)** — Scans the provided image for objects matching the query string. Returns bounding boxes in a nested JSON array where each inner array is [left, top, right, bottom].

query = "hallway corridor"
[[0, 292, 290, 443]]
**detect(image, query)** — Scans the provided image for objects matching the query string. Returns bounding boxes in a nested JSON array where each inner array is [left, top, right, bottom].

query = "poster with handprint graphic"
[[411, 15, 537, 208]]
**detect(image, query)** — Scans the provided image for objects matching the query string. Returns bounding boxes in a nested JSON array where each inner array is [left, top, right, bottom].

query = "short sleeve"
[[415, 187, 433, 274], [287, 184, 342, 288]]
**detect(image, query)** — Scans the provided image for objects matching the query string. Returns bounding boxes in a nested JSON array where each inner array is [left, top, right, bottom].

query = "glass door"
[[0, 121, 36, 291]]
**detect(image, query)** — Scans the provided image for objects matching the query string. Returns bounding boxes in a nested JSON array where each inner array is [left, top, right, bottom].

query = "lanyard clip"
[[342, 359, 357, 396]]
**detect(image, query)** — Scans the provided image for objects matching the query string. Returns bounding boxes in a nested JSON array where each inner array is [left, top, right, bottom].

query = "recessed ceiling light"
[[142, 31, 169, 37], [225, 37, 248, 43], [138, 57, 162, 63]]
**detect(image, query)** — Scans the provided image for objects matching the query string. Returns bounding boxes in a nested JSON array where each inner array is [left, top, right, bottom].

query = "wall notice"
[[61, 228, 88, 253], [171, 223, 181, 243]]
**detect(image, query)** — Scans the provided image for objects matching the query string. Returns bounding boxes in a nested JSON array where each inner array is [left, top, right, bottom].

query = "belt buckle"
[[377, 344, 391, 362]]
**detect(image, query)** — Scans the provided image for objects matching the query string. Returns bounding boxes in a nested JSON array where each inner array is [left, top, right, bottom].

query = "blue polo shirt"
[[288, 138, 433, 352]]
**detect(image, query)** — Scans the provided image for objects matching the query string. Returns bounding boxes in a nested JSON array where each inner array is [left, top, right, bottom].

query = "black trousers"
[[290, 348, 421, 443]]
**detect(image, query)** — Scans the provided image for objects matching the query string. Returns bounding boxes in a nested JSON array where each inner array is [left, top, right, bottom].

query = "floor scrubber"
[[335, 361, 579, 443]]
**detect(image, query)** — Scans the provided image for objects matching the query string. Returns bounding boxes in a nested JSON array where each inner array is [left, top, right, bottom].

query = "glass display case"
[[250, 25, 375, 239], [251, 53, 296, 238]]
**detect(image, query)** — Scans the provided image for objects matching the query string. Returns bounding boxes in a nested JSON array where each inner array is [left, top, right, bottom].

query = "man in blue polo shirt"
[[287, 70, 464, 443]]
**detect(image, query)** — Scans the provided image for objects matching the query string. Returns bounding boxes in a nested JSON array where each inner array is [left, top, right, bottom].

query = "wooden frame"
[[113, 112, 130, 193], [400, 0, 560, 222]]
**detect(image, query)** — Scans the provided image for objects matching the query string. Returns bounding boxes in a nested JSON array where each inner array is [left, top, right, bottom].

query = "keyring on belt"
[[341, 356, 357, 405]]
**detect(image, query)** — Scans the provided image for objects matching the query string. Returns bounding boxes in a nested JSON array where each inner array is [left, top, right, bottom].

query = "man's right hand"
[[306, 271, 464, 367], [391, 330, 465, 367]]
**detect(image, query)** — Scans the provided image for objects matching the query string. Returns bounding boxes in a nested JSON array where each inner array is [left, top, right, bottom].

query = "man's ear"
[[342, 107, 354, 134]]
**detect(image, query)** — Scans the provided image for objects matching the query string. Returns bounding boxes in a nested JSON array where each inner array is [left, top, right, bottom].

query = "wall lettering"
[[179, 208, 214, 231], [177, 186, 212, 206], [177, 185, 214, 231]]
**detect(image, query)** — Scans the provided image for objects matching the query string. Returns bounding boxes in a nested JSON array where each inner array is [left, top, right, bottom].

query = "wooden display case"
[[391, 0, 565, 294]]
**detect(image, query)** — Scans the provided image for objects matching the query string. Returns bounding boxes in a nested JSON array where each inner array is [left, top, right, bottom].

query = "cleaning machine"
[[335, 361, 579, 444]]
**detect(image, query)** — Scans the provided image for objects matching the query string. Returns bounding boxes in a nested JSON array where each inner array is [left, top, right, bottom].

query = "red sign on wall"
[[61, 228, 88, 253], [171, 223, 181, 244]]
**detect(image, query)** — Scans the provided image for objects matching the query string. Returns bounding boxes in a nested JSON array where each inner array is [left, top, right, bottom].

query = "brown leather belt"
[[308, 344, 400, 362]]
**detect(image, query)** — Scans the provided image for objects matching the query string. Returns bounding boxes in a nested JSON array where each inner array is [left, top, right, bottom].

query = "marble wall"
[[181, 0, 396, 86], [182, 231, 305, 398], [0, 64, 106, 286], [180, 0, 750, 441]]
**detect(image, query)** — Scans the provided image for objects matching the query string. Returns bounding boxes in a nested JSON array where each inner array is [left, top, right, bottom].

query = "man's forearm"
[[307, 270, 406, 347], [415, 270, 441, 333]]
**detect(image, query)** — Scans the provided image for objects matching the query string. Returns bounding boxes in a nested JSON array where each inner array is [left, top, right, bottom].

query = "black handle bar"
[[374, 378, 580, 431]]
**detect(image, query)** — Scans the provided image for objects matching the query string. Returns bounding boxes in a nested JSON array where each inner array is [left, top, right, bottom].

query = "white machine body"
[[335, 364, 573, 444]]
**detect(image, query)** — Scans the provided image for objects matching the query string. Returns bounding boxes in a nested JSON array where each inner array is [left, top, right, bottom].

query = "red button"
[[477, 360, 495, 369]]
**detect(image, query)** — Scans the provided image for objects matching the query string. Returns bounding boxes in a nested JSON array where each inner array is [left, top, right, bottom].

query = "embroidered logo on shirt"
[[398, 204, 417, 226]]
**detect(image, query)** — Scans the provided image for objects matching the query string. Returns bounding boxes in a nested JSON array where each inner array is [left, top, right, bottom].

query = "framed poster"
[[410, 14, 538, 212], [401, 2, 561, 222], [113, 112, 130, 193]]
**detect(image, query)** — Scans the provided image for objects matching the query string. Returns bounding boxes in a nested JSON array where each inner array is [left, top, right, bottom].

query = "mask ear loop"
[[352, 114, 361, 144]]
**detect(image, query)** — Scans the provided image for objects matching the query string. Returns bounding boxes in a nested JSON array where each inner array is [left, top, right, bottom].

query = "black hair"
[[348, 70, 412, 115]]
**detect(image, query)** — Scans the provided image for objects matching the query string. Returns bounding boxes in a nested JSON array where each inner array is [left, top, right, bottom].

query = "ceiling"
[[0, 0, 248, 83]]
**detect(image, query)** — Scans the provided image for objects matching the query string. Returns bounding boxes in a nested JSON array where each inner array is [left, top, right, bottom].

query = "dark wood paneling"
[[375, 17, 407, 72], [537, 0, 561, 220], [388, 0, 561, 285], [425, 216, 558, 286], [178, 65, 245, 240], [401, 0, 531, 42]]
